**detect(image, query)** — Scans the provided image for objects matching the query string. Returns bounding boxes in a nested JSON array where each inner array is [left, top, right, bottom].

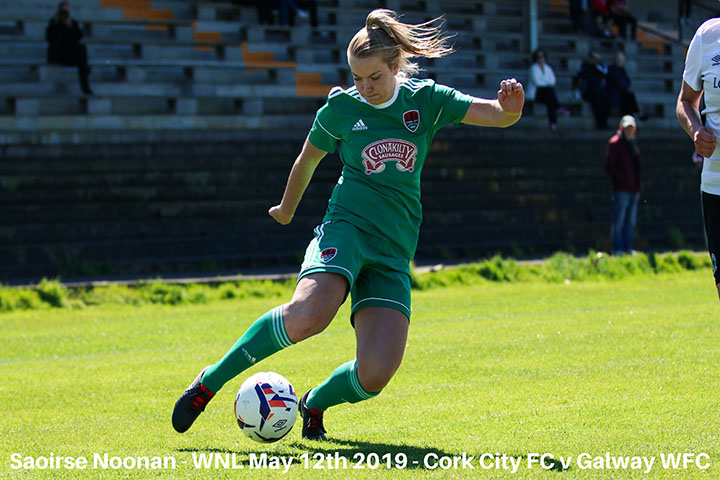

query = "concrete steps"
[[0, 0, 691, 135], [0, 113, 315, 132]]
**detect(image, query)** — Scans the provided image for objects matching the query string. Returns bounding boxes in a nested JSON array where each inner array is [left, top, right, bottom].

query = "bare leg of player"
[[353, 307, 409, 392]]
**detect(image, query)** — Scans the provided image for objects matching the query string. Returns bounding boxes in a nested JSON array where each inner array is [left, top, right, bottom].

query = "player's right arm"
[[268, 138, 327, 225], [676, 81, 716, 158], [677, 21, 717, 158], [461, 79, 524, 128]]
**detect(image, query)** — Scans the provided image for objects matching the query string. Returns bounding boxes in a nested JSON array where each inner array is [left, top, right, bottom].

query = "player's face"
[[349, 54, 399, 105]]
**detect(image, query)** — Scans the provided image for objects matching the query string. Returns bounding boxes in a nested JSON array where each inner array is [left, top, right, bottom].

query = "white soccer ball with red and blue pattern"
[[234, 371, 298, 443]]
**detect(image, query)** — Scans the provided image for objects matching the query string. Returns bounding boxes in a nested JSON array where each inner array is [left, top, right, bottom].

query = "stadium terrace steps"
[[193, 1, 266, 22], [0, 113, 315, 132], [0, 0, 691, 131], [538, 16, 576, 35], [0, 0, 196, 21], [4, 93, 322, 116], [0, 61, 278, 87]]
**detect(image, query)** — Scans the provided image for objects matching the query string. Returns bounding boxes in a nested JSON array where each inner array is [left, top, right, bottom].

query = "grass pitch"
[[1, 270, 718, 479]]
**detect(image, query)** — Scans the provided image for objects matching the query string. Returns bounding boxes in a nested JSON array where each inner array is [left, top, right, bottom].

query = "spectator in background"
[[46, 1, 92, 95], [256, 0, 273, 24], [591, 0, 614, 38], [605, 115, 641, 255], [578, 51, 610, 129], [257, 0, 287, 25], [607, 51, 644, 118], [570, 0, 601, 36], [609, 0, 637, 40], [257, 0, 316, 28], [288, 1, 318, 29], [679, 0, 692, 25], [527, 48, 569, 130]]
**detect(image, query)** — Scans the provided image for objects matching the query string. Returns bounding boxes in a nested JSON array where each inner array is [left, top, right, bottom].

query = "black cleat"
[[172, 366, 215, 433], [299, 390, 327, 440]]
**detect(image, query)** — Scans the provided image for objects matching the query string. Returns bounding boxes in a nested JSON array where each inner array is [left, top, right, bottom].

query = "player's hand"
[[268, 205, 293, 225], [694, 126, 717, 158], [497, 78, 524, 114]]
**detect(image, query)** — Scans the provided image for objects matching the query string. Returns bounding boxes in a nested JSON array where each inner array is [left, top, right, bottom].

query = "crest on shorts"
[[320, 248, 337, 263], [403, 110, 420, 132]]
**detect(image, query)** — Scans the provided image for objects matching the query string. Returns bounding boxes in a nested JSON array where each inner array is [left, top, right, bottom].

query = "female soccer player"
[[677, 18, 720, 300], [173, 8, 524, 439]]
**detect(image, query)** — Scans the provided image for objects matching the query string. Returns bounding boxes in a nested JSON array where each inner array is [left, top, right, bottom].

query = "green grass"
[[1, 270, 719, 479], [0, 251, 711, 313]]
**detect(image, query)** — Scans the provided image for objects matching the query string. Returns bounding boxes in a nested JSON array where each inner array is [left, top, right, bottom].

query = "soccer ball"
[[234, 371, 298, 443]]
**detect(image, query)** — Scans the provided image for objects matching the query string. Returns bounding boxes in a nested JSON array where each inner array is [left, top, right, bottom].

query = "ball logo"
[[320, 248, 337, 263], [252, 382, 297, 433], [361, 139, 418, 174], [403, 110, 420, 132]]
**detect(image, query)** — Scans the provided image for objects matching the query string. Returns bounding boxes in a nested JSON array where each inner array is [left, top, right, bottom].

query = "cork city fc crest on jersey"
[[360, 139, 418, 174], [320, 248, 337, 263], [403, 110, 420, 132]]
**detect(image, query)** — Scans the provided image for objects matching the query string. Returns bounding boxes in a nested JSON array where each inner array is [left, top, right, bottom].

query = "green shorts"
[[298, 219, 412, 321]]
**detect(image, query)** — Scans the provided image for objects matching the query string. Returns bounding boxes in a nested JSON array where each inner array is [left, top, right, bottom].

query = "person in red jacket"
[[605, 115, 641, 255]]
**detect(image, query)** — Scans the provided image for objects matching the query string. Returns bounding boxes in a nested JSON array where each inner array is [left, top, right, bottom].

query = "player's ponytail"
[[348, 9, 455, 76]]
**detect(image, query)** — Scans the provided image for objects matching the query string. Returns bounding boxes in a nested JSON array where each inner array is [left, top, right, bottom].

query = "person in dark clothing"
[[256, 0, 274, 24], [578, 51, 610, 129], [591, 0, 614, 37], [257, 0, 317, 28], [679, 0, 692, 24], [570, 0, 601, 36], [610, 0, 637, 40], [607, 51, 643, 117], [605, 115, 641, 255], [288, 0, 318, 29], [46, 1, 92, 94]]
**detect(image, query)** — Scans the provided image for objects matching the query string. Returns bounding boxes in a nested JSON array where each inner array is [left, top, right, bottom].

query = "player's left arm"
[[461, 78, 524, 128]]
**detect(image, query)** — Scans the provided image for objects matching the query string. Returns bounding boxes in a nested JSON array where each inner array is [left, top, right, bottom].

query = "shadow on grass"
[[178, 442, 569, 472]]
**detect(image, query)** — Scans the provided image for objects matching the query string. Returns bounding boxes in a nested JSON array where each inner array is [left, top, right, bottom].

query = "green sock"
[[306, 359, 380, 411], [200, 306, 293, 393]]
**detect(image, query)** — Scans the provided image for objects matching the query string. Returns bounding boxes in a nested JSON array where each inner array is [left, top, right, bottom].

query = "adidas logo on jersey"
[[352, 119, 368, 131]]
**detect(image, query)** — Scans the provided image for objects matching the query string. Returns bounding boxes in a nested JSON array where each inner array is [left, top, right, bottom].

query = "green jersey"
[[308, 77, 474, 259]]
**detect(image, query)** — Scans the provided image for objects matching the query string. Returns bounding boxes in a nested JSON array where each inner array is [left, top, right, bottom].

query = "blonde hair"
[[347, 9, 455, 77]]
